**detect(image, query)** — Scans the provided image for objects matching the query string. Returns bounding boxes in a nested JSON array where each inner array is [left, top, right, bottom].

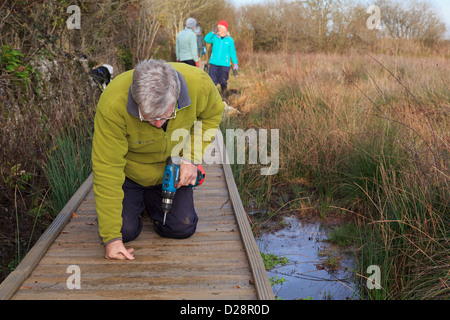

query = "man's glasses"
[[139, 105, 177, 122]]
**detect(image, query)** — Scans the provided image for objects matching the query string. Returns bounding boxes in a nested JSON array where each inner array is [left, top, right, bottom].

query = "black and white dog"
[[90, 64, 113, 89]]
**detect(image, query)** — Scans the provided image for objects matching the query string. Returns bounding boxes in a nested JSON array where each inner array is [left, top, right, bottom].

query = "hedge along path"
[[0, 134, 273, 300]]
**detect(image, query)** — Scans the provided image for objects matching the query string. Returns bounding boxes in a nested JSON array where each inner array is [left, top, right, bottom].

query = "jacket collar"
[[218, 32, 230, 39], [127, 70, 191, 118]]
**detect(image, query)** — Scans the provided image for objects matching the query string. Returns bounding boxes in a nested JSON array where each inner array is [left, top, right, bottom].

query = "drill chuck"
[[162, 196, 173, 214]]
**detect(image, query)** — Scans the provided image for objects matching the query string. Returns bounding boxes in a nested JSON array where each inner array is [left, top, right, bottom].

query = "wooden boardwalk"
[[0, 138, 273, 300]]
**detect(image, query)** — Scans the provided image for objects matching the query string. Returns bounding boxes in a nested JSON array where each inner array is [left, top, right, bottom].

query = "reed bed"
[[226, 51, 449, 299]]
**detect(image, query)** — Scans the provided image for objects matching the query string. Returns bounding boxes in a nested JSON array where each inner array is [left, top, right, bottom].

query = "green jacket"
[[92, 62, 224, 244]]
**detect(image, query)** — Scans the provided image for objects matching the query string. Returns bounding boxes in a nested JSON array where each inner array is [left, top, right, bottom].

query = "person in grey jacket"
[[194, 25, 205, 60], [176, 18, 199, 67]]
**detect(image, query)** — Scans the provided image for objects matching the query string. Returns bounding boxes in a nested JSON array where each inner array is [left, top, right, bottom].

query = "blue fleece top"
[[204, 31, 238, 67]]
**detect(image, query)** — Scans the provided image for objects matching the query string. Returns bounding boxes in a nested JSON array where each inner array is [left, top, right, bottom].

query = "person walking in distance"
[[176, 18, 200, 68], [194, 24, 205, 61], [204, 20, 238, 94]]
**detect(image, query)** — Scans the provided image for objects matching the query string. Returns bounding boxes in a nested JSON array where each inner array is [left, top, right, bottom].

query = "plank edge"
[[215, 132, 275, 300]]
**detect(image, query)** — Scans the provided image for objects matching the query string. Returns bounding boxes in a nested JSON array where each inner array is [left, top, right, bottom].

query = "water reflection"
[[257, 216, 359, 300]]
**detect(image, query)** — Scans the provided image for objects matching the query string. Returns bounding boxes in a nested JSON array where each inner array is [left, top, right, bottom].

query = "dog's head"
[[91, 64, 114, 89]]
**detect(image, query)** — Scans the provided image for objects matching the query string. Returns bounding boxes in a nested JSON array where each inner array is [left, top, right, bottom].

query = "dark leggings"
[[121, 178, 198, 242], [208, 63, 230, 91]]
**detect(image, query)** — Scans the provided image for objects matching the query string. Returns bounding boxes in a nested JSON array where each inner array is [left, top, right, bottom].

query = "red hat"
[[218, 20, 228, 31]]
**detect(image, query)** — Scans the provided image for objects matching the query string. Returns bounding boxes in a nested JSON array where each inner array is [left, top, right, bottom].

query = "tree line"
[[2, 0, 446, 74], [234, 0, 447, 52]]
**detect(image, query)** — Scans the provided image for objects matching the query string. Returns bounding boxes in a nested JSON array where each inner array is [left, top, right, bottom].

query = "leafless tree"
[[124, 0, 163, 63], [304, 0, 335, 50], [156, 0, 214, 42], [375, 0, 446, 45]]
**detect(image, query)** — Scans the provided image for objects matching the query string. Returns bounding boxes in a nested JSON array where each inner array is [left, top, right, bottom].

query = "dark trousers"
[[180, 59, 196, 67], [208, 63, 230, 91], [121, 178, 198, 242]]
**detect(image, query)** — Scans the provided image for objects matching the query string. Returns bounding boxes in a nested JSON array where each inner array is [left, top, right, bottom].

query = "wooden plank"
[[0, 173, 93, 300], [215, 133, 275, 300], [51, 229, 243, 244], [22, 264, 253, 278], [19, 276, 255, 292], [35, 248, 250, 265], [73, 203, 234, 215], [19, 277, 255, 294], [12, 288, 256, 300]]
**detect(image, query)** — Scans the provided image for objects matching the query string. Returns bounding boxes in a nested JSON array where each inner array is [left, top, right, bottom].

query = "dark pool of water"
[[257, 216, 360, 300]]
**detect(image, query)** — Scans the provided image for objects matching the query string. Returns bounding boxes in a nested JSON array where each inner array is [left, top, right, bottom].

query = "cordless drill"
[[161, 156, 205, 225]]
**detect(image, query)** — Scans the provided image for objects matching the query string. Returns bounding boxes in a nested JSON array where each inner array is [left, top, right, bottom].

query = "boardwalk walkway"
[[0, 138, 273, 300]]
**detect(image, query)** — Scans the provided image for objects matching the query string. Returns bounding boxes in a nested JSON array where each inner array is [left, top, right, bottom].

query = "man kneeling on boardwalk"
[[92, 60, 224, 260]]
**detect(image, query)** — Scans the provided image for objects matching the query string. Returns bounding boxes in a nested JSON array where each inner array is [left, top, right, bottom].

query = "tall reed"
[[226, 51, 449, 299], [43, 121, 93, 215]]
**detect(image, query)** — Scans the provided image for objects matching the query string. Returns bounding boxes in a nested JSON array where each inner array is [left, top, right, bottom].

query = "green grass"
[[328, 222, 359, 247], [260, 252, 289, 270], [44, 124, 92, 215]]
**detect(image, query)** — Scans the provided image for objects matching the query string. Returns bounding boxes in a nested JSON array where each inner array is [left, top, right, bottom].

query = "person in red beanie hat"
[[204, 20, 238, 94], [218, 20, 228, 31]]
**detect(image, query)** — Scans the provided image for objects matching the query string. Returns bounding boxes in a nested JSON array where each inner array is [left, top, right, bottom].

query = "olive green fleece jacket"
[[92, 62, 224, 245]]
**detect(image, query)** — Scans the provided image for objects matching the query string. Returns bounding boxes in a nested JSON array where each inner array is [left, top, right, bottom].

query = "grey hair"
[[131, 60, 180, 118]]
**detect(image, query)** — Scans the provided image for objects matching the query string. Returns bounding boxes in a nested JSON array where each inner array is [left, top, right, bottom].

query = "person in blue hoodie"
[[204, 20, 238, 93]]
